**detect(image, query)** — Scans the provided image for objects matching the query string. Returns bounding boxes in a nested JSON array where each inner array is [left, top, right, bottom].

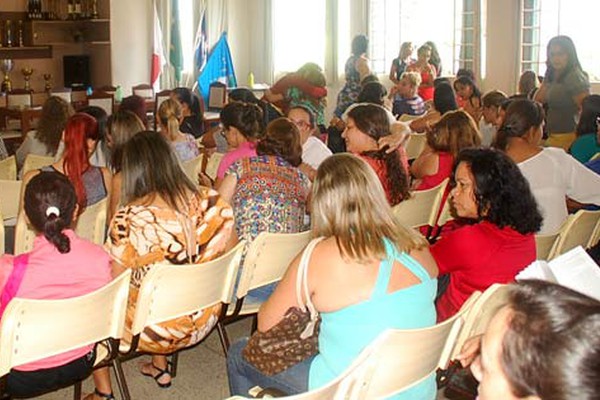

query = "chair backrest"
[[31, 92, 49, 107], [535, 232, 560, 260], [75, 198, 108, 245], [451, 284, 510, 361], [97, 86, 117, 96], [128, 241, 245, 337], [352, 301, 473, 399], [590, 217, 600, 250], [87, 90, 115, 116], [0, 155, 17, 180], [0, 209, 4, 254], [181, 154, 204, 187], [552, 209, 600, 257], [21, 154, 54, 177], [405, 133, 427, 160], [71, 89, 87, 104], [132, 84, 154, 99], [50, 88, 73, 104], [208, 81, 227, 111], [0, 269, 131, 377], [7, 90, 32, 108], [204, 152, 224, 181], [154, 89, 172, 130], [236, 231, 312, 299], [0, 179, 22, 220], [14, 213, 36, 255], [435, 195, 455, 228], [398, 114, 421, 123], [391, 178, 448, 228]]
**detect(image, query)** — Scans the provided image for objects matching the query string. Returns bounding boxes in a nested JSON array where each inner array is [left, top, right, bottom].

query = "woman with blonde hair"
[[227, 153, 438, 398], [411, 109, 481, 190], [157, 98, 199, 162]]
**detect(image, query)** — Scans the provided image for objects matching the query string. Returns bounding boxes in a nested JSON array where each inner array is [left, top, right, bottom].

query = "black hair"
[[357, 82, 387, 105], [287, 104, 315, 128], [351, 34, 368, 56], [453, 148, 542, 234], [502, 280, 600, 400], [220, 102, 264, 140], [453, 76, 482, 108], [24, 171, 77, 253], [456, 68, 475, 81], [228, 88, 260, 104], [79, 106, 108, 141], [575, 94, 600, 137], [433, 82, 458, 114], [172, 87, 203, 118], [493, 99, 545, 151]]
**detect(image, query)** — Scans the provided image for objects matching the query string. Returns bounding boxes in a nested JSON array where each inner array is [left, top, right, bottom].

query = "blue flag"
[[197, 32, 237, 104]]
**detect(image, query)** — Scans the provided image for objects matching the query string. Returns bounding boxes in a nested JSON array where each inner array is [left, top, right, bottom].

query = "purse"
[[242, 237, 323, 376]]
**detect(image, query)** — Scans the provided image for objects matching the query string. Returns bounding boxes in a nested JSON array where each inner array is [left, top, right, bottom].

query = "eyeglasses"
[[291, 119, 311, 129]]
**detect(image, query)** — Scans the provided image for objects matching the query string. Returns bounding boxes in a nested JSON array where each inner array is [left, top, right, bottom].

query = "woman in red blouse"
[[431, 148, 542, 321]]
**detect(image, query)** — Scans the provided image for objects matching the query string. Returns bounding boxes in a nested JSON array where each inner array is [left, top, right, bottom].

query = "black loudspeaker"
[[63, 55, 91, 89]]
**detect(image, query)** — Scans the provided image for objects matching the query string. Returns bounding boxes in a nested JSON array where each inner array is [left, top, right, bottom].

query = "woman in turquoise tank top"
[[227, 153, 439, 399]]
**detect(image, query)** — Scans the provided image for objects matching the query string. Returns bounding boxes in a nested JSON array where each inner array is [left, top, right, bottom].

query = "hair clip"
[[46, 206, 60, 217]]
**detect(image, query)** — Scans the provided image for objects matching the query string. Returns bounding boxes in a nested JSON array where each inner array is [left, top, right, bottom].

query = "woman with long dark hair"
[[570, 94, 600, 163], [171, 87, 204, 138]]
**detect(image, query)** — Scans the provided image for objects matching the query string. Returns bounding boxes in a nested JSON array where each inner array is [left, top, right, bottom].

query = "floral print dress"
[[106, 188, 234, 354]]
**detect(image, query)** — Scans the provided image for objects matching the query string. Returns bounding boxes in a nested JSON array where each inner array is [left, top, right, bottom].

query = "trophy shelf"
[[0, 45, 52, 59]]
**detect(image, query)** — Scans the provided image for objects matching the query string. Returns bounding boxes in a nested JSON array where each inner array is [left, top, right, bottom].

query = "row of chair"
[[535, 209, 600, 260], [228, 284, 509, 400]]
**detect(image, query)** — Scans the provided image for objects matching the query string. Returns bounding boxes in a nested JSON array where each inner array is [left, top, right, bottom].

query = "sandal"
[[82, 389, 115, 400], [140, 362, 172, 388]]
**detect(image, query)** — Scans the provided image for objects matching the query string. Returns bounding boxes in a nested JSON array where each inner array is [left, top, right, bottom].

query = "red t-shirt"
[[431, 221, 535, 322]]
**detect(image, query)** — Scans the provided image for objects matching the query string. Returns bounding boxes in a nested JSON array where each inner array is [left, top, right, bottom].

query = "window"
[[519, 0, 600, 81], [178, 0, 195, 74], [368, 0, 480, 77], [271, 0, 327, 77]]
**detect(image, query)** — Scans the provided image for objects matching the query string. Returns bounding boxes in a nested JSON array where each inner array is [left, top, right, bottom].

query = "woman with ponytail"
[[157, 98, 200, 162], [171, 87, 204, 138], [22, 113, 111, 214], [343, 104, 410, 206], [0, 171, 111, 398], [493, 98, 600, 234]]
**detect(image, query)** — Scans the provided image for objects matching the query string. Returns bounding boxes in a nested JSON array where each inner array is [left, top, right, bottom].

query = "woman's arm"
[[389, 60, 399, 84], [533, 81, 548, 103], [410, 146, 438, 179], [217, 174, 238, 206]]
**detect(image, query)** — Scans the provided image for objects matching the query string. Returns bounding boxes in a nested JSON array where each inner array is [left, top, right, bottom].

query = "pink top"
[[0, 230, 111, 371], [217, 141, 258, 179]]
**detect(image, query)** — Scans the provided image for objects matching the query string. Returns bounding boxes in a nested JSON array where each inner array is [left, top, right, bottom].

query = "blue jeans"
[[227, 337, 313, 396]]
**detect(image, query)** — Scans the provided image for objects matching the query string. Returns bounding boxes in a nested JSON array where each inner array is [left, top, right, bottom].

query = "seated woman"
[[409, 82, 458, 133], [343, 104, 409, 206], [459, 280, 600, 400], [493, 99, 600, 234], [0, 171, 111, 398], [23, 113, 111, 213], [215, 102, 264, 187], [16, 95, 74, 174], [480, 90, 508, 146], [171, 87, 204, 138], [454, 76, 482, 123], [218, 117, 310, 253], [406, 44, 437, 102], [118, 94, 148, 129], [157, 98, 200, 162], [431, 148, 542, 322], [411, 110, 481, 190], [227, 153, 438, 399], [105, 110, 146, 221], [390, 71, 426, 117], [570, 94, 600, 163], [89, 131, 235, 398]]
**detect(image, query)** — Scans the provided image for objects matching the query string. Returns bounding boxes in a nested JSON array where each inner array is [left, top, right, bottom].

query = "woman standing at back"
[[406, 44, 437, 102], [227, 153, 438, 399], [333, 34, 371, 118]]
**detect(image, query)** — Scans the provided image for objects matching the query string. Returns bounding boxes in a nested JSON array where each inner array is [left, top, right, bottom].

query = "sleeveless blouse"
[[42, 165, 107, 207], [308, 239, 438, 399]]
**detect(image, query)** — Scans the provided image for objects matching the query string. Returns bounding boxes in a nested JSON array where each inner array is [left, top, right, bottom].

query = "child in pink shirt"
[[0, 171, 111, 398]]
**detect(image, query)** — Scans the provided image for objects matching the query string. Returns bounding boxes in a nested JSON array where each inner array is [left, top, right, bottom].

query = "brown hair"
[[428, 110, 481, 157], [256, 118, 303, 167], [35, 96, 74, 154], [157, 98, 182, 141]]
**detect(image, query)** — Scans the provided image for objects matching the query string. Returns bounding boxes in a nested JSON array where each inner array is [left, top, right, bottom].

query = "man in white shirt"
[[287, 105, 332, 179]]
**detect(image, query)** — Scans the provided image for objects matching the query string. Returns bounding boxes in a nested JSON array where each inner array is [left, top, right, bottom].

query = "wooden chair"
[[113, 241, 245, 400], [535, 232, 560, 260], [218, 231, 312, 352], [181, 154, 204, 187], [0, 155, 17, 180], [0, 270, 131, 400], [132, 83, 154, 99], [391, 178, 448, 229], [154, 89, 172, 130], [31, 91, 49, 107], [50, 88, 73, 104], [87, 90, 115, 116], [6, 89, 32, 108], [204, 152, 224, 181], [551, 209, 600, 257], [20, 154, 54, 177], [70, 88, 88, 107], [405, 133, 427, 160], [97, 85, 117, 96]]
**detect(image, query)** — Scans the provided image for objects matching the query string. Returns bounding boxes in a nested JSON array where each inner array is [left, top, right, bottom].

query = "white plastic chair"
[[552, 210, 600, 257], [392, 178, 448, 229], [535, 232, 560, 260], [205, 152, 225, 181], [20, 154, 54, 178], [0, 155, 17, 180], [181, 154, 205, 187], [405, 133, 427, 160]]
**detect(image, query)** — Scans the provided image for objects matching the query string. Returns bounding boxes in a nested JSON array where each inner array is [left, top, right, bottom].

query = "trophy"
[[90, 0, 99, 19], [43, 73, 52, 92], [21, 67, 34, 91], [1, 59, 14, 93]]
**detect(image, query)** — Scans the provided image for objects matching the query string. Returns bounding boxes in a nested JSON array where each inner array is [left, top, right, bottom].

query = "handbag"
[[242, 237, 323, 376]]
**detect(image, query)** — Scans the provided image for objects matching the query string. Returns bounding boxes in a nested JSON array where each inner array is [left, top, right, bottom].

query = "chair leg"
[[112, 358, 131, 400], [217, 321, 230, 356], [73, 381, 82, 400], [170, 353, 179, 378]]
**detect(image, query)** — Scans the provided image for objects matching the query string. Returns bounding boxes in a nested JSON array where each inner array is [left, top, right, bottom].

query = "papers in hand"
[[516, 246, 600, 301]]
